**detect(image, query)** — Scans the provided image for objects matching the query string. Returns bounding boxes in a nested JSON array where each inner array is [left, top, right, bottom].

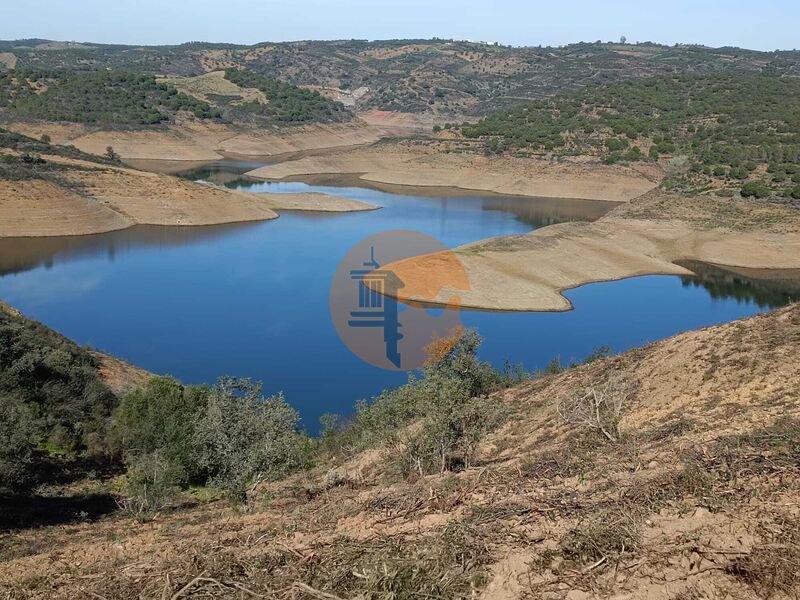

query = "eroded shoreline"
[[0, 153, 377, 238], [246, 145, 662, 202], [383, 192, 800, 311]]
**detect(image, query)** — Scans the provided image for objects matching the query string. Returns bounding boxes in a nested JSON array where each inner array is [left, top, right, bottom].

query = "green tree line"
[[0, 69, 221, 125]]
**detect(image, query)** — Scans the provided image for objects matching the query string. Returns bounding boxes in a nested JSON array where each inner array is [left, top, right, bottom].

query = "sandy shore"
[[258, 192, 377, 212], [384, 192, 800, 311], [247, 145, 662, 201], [0, 153, 373, 238]]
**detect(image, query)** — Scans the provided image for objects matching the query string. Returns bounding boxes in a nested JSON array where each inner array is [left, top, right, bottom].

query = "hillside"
[[0, 68, 349, 128], [0, 303, 797, 598], [2, 39, 799, 116], [458, 74, 800, 199], [0, 128, 376, 236]]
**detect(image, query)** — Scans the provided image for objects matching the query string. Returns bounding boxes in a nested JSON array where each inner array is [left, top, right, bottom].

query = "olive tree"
[[193, 378, 308, 502]]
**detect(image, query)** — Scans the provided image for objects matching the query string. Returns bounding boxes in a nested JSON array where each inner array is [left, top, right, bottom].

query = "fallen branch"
[[293, 581, 348, 600]]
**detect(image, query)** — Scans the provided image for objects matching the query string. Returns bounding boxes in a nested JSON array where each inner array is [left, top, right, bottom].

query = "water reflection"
[[0, 223, 262, 277], [679, 261, 800, 309]]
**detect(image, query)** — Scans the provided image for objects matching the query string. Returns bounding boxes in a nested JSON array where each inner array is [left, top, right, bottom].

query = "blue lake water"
[[0, 164, 797, 432]]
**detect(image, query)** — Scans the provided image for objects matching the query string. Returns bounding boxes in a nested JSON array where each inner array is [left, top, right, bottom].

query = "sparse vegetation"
[[327, 330, 512, 478], [557, 374, 631, 442], [7, 40, 800, 116], [0, 127, 118, 182]]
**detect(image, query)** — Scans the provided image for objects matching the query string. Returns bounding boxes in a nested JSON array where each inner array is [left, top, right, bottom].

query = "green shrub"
[[0, 308, 117, 454], [458, 74, 800, 179], [741, 181, 772, 199], [119, 451, 184, 522], [193, 378, 308, 502], [2, 70, 219, 125], [343, 330, 507, 478], [223, 69, 349, 124], [605, 137, 628, 152], [0, 398, 36, 493], [113, 377, 207, 483]]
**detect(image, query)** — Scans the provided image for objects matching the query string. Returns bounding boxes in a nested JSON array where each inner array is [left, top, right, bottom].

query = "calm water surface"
[[0, 163, 796, 431]]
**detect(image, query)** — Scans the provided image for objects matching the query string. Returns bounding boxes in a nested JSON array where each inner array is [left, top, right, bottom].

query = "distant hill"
[[0, 67, 350, 127], [1, 38, 799, 116], [457, 74, 800, 198]]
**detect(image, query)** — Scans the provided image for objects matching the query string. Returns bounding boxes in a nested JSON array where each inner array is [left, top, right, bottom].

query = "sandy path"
[[384, 194, 800, 311], [247, 146, 661, 201]]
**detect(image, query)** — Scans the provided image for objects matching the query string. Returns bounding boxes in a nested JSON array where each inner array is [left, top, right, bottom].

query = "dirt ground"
[[246, 143, 662, 201], [1, 304, 797, 599], [3, 119, 397, 161]]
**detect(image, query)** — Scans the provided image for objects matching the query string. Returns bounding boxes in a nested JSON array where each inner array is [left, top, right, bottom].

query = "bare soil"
[[2, 119, 396, 161], [247, 143, 662, 202], [0, 152, 377, 237]]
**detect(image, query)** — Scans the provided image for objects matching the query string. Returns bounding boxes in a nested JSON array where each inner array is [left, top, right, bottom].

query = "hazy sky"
[[4, 0, 799, 51]]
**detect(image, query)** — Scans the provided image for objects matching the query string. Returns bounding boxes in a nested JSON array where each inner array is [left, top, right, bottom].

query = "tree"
[[113, 377, 207, 483], [0, 398, 36, 493], [620, 36, 627, 44], [193, 378, 308, 502]]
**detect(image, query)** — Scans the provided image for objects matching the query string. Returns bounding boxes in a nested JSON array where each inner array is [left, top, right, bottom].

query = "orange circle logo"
[[330, 231, 470, 370]]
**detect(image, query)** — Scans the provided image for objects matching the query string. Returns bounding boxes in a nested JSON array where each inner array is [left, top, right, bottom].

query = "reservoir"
[[0, 162, 796, 431]]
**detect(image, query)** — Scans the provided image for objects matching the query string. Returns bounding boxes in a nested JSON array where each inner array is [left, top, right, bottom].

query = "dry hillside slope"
[[1, 305, 798, 599], [0, 152, 376, 237]]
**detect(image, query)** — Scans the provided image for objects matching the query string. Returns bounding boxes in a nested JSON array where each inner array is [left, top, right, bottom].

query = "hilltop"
[[1, 38, 799, 117]]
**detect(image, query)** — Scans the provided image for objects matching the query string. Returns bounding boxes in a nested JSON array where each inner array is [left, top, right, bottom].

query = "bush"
[[193, 378, 308, 502], [119, 451, 183, 522], [605, 137, 627, 152], [0, 398, 36, 493], [741, 181, 772, 199], [397, 393, 505, 477], [0, 308, 116, 455], [347, 330, 507, 478], [113, 377, 207, 483]]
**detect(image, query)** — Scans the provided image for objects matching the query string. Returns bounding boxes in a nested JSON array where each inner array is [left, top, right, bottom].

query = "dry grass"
[[727, 519, 800, 597]]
